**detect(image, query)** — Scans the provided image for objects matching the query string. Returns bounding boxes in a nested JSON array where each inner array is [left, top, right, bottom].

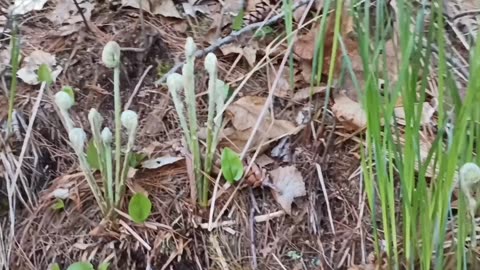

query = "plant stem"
[[104, 142, 114, 209], [113, 66, 122, 206], [183, 52, 203, 207], [203, 75, 217, 208], [118, 130, 136, 207], [6, 20, 20, 137]]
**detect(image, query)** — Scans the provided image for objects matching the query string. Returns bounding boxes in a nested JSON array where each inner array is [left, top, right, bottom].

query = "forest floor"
[[0, 0, 477, 269]]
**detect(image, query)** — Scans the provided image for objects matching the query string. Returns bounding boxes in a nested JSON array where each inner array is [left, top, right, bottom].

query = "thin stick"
[[72, 0, 92, 33], [249, 207, 258, 270], [315, 163, 335, 234], [153, 0, 311, 86], [124, 65, 153, 110]]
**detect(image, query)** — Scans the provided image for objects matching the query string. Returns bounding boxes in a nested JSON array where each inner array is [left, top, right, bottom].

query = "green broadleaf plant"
[[221, 147, 244, 184], [128, 193, 152, 223]]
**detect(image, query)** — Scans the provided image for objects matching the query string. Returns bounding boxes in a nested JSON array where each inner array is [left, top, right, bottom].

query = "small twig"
[[124, 65, 153, 110], [249, 207, 258, 270], [72, 0, 92, 33], [315, 163, 335, 234], [118, 219, 152, 250], [153, 0, 311, 86]]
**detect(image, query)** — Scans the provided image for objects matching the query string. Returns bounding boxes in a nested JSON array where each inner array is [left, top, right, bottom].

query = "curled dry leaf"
[[269, 165, 306, 214], [332, 91, 367, 131], [226, 96, 298, 149], [244, 159, 268, 188]]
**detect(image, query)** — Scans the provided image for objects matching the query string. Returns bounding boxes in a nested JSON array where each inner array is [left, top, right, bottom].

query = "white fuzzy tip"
[[167, 73, 184, 93], [204, 53, 217, 75], [121, 110, 138, 132], [101, 127, 112, 144], [102, 41, 121, 68], [54, 91, 74, 111], [460, 162, 480, 187], [69, 128, 87, 152], [185, 37, 197, 58], [88, 108, 104, 127]]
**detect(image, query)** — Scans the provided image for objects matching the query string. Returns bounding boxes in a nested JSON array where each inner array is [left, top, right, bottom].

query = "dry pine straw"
[[4, 5, 370, 270]]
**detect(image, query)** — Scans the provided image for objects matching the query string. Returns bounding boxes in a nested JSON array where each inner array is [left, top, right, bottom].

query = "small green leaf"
[[62, 86, 75, 102], [50, 263, 61, 270], [128, 193, 152, 223], [232, 9, 245, 31], [38, 64, 53, 84], [287, 250, 302, 260], [51, 199, 65, 211], [129, 152, 147, 168], [86, 139, 100, 171], [254, 26, 274, 39], [98, 262, 110, 270], [221, 147, 244, 184], [66, 262, 94, 270]]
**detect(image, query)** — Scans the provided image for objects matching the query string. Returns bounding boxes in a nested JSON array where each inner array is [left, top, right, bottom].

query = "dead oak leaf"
[[225, 96, 298, 150], [270, 165, 306, 214], [332, 91, 367, 131], [227, 96, 296, 133], [220, 43, 257, 67]]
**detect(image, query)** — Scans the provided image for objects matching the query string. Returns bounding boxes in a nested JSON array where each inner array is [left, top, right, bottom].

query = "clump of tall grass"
[[315, 0, 480, 268]]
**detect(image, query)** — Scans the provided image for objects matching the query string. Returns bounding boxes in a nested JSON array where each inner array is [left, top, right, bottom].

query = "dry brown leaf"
[[11, 0, 48, 15], [182, 0, 210, 17], [220, 43, 257, 67], [292, 86, 326, 101], [50, 0, 94, 25], [394, 101, 436, 126], [226, 96, 298, 150], [17, 50, 63, 85], [332, 91, 367, 131], [269, 66, 291, 98], [122, 0, 182, 18], [270, 165, 306, 214], [293, 29, 316, 61]]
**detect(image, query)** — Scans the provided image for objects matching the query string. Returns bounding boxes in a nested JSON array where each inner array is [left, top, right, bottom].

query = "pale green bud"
[[69, 128, 87, 153], [185, 37, 196, 58], [102, 41, 121, 68], [121, 110, 138, 132], [167, 73, 184, 93], [204, 53, 217, 75], [101, 127, 112, 144], [54, 91, 74, 111], [88, 108, 104, 128], [460, 162, 480, 188]]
